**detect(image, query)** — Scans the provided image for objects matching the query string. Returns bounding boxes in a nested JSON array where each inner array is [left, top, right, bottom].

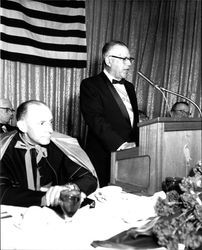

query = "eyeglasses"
[[174, 110, 191, 116], [109, 55, 135, 64], [0, 107, 15, 113]]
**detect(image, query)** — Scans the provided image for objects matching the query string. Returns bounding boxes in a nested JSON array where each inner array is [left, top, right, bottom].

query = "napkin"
[[16, 206, 64, 230], [93, 188, 166, 226]]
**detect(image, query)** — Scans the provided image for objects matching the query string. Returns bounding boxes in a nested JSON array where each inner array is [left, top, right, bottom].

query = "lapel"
[[100, 72, 131, 126], [0, 130, 17, 159], [124, 83, 137, 128], [124, 83, 135, 107]]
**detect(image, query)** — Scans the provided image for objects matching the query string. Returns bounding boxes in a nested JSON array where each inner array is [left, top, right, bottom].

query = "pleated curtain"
[[0, 0, 201, 146]]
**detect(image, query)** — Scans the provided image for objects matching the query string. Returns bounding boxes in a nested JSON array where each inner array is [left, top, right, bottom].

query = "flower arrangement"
[[153, 161, 202, 250]]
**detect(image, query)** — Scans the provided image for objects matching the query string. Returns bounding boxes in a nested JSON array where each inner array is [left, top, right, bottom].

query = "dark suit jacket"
[[80, 72, 139, 187], [0, 133, 97, 207]]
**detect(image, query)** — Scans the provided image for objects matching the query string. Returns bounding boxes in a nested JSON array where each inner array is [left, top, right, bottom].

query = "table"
[[1, 187, 167, 250]]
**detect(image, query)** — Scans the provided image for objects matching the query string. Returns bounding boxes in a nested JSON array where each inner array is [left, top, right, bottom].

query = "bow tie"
[[15, 141, 47, 163], [112, 79, 124, 85], [15, 140, 47, 191]]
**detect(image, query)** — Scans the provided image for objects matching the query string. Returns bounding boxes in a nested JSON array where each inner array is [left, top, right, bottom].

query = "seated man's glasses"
[[0, 107, 15, 113], [109, 55, 135, 64], [174, 110, 191, 116]]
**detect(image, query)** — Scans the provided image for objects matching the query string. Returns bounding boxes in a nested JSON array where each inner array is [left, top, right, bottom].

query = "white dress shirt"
[[103, 69, 134, 126]]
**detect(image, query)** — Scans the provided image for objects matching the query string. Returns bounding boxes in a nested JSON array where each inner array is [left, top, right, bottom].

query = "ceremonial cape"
[[0, 130, 98, 181]]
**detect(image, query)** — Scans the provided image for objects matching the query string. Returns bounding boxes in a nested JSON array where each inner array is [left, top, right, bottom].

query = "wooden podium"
[[111, 117, 202, 195]]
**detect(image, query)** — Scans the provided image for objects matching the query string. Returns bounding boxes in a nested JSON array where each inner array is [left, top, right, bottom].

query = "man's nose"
[[125, 59, 131, 66], [49, 126, 53, 133], [46, 123, 53, 133]]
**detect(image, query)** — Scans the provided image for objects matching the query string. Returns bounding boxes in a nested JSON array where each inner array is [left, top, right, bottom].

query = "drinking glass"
[[59, 183, 81, 222]]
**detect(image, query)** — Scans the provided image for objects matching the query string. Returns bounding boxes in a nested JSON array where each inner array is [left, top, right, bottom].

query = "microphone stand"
[[138, 71, 202, 117]]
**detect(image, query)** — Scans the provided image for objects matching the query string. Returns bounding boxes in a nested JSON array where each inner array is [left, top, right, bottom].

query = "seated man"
[[0, 100, 97, 207], [0, 98, 16, 133], [138, 110, 149, 122], [170, 101, 190, 118]]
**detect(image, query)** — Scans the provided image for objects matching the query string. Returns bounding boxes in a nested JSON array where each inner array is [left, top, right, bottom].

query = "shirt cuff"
[[117, 142, 127, 151]]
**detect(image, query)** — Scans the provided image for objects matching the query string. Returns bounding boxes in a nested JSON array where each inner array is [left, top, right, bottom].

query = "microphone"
[[138, 71, 171, 116], [137, 71, 161, 90], [138, 71, 202, 117]]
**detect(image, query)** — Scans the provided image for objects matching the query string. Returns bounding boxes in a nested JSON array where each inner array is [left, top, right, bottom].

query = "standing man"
[[0, 100, 97, 207], [80, 41, 139, 187], [0, 98, 16, 133]]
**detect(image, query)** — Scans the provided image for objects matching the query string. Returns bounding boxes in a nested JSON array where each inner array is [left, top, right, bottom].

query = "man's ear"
[[105, 56, 111, 67], [17, 120, 27, 133]]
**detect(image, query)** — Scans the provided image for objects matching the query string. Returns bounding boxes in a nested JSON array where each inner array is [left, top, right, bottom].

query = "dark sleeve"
[[0, 183, 45, 207], [80, 79, 125, 151], [59, 154, 97, 196], [0, 144, 45, 207], [0, 170, 45, 208]]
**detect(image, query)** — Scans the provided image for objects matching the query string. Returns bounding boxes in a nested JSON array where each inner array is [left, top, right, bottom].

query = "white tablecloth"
[[1, 187, 166, 250]]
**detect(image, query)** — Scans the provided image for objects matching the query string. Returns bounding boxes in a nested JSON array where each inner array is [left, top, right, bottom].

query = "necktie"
[[112, 79, 124, 85], [15, 141, 47, 191]]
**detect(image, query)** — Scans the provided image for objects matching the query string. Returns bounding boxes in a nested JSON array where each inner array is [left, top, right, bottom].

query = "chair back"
[[110, 147, 151, 194]]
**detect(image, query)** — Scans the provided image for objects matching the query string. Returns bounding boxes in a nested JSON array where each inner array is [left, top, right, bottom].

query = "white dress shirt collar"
[[103, 69, 118, 83]]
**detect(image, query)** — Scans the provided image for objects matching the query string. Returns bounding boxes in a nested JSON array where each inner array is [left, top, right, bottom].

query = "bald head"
[[0, 98, 15, 124], [16, 100, 53, 145]]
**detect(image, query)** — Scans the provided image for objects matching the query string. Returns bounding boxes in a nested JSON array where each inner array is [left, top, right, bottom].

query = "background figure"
[[138, 110, 149, 122], [0, 100, 97, 207], [80, 41, 139, 187], [0, 98, 16, 133], [170, 101, 190, 118]]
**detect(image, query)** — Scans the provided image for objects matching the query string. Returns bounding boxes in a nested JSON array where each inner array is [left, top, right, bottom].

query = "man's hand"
[[41, 185, 87, 207], [41, 185, 67, 207], [80, 192, 87, 204], [117, 142, 136, 151]]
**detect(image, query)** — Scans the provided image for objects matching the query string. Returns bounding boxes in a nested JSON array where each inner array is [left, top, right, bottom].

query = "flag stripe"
[[1, 0, 86, 23], [1, 33, 87, 52], [1, 50, 86, 68], [0, 25, 86, 45], [23, 0, 86, 9], [0, 0, 87, 68], [1, 41, 87, 60], [1, 17, 86, 38], [1, 8, 86, 31]]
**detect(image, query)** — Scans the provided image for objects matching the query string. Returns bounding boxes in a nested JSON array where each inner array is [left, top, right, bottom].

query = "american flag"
[[0, 0, 87, 68]]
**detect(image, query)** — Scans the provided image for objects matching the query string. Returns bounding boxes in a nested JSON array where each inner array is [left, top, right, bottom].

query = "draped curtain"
[[0, 0, 201, 146]]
